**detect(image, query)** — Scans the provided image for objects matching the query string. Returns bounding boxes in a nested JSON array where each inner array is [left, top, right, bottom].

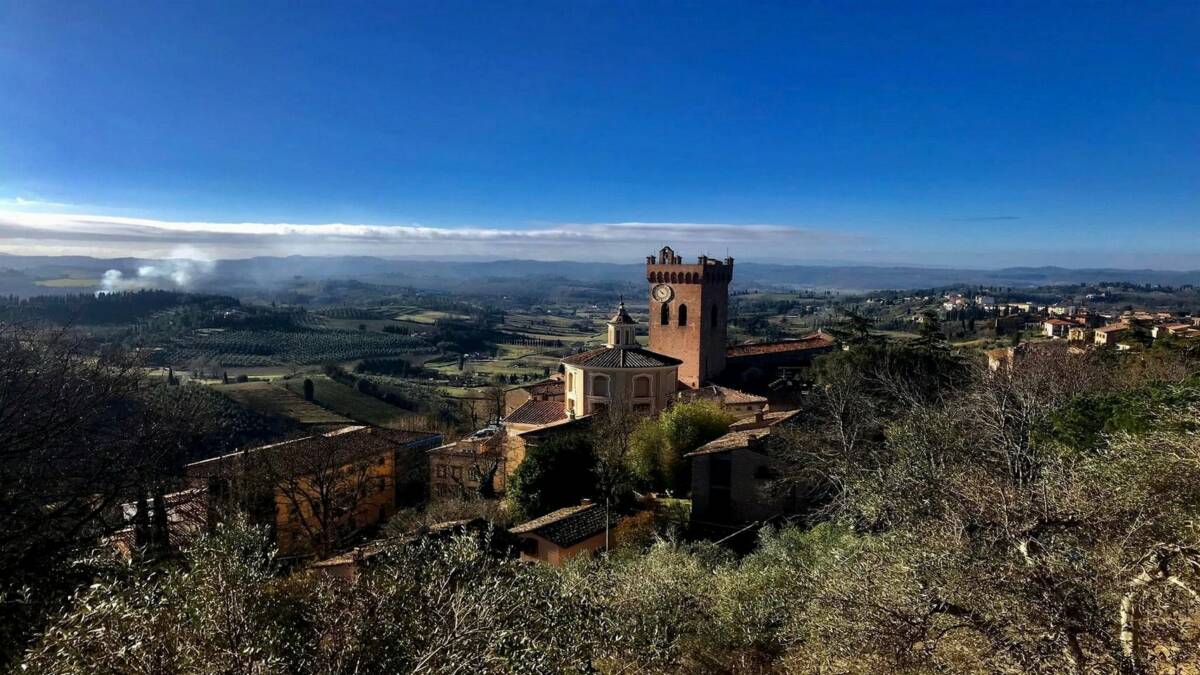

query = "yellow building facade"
[[561, 302, 681, 418]]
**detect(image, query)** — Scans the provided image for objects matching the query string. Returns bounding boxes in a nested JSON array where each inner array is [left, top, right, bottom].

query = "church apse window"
[[592, 375, 610, 397], [660, 304, 670, 325], [633, 375, 651, 398], [678, 304, 688, 326]]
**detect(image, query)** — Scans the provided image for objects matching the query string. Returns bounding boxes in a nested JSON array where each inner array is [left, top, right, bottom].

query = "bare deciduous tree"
[[254, 432, 392, 558]]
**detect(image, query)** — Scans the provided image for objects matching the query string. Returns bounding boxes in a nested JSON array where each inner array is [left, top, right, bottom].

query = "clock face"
[[652, 284, 674, 303]]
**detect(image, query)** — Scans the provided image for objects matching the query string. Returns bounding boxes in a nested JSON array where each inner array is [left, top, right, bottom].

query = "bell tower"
[[646, 245, 733, 388]]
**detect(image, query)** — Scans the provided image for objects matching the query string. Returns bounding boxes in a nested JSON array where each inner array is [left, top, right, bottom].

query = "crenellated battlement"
[[645, 246, 734, 284]]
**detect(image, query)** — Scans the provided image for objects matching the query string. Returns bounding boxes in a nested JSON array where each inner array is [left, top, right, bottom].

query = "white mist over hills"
[[3, 252, 1200, 298], [3, 208, 1198, 270]]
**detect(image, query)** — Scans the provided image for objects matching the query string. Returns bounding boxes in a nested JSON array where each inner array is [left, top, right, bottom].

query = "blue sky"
[[0, 2, 1197, 266]]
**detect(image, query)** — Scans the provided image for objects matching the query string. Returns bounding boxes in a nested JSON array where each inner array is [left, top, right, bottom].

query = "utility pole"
[[605, 494, 611, 553]]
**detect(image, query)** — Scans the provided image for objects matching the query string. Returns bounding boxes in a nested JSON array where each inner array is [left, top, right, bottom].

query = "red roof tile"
[[505, 400, 567, 426], [725, 333, 835, 358], [679, 384, 767, 405]]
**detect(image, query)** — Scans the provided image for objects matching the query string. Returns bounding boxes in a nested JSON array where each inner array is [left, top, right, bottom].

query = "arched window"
[[633, 375, 651, 398], [592, 375, 610, 397], [567, 371, 574, 391], [660, 304, 670, 325], [711, 304, 719, 328], [678, 304, 688, 326]]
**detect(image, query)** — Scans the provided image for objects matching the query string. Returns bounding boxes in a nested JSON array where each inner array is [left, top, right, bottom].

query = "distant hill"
[[1, 253, 1198, 295]]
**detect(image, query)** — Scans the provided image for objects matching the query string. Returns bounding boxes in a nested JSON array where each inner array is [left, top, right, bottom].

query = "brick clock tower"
[[646, 246, 733, 388]]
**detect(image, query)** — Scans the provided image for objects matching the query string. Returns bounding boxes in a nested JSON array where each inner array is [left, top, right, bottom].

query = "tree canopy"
[[506, 431, 597, 521], [629, 400, 735, 492]]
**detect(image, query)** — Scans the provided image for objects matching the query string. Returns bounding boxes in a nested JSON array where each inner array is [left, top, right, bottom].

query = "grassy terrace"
[[213, 381, 350, 426], [390, 306, 470, 324], [279, 374, 430, 429], [425, 344, 562, 379]]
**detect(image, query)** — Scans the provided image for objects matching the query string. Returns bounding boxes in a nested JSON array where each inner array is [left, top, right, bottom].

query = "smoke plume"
[[97, 249, 215, 295]]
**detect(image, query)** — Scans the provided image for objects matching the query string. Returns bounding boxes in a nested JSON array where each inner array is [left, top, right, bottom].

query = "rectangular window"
[[436, 465, 446, 478]]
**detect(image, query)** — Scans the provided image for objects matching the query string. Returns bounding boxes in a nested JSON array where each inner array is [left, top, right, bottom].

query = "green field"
[[279, 374, 429, 429], [213, 381, 351, 425], [316, 316, 431, 333], [165, 327, 432, 367], [33, 277, 98, 288], [500, 311, 596, 337], [426, 343, 563, 380], [184, 366, 298, 383], [391, 307, 470, 324]]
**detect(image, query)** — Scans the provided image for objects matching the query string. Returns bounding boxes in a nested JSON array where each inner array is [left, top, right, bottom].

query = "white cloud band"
[[0, 209, 864, 260]]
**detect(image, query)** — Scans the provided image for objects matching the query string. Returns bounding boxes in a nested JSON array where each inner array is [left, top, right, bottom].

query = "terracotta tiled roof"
[[726, 333, 835, 358], [186, 426, 441, 477], [505, 400, 567, 426], [680, 384, 767, 405], [1095, 325, 1130, 333], [510, 503, 610, 547], [728, 409, 801, 431], [517, 377, 564, 396], [685, 429, 771, 457], [687, 410, 801, 456], [562, 346, 681, 369], [513, 415, 592, 439]]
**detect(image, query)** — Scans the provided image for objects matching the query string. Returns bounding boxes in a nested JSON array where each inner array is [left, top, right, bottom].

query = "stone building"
[[561, 302, 681, 417], [686, 410, 803, 534], [185, 426, 441, 558], [677, 383, 768, 418], [503, 416, 592, 480], [510, 502, 613, 565], [1067, 326, 1093, 343], [503, 375, 564, 415], [428, 427, 507, 499], [718, 332, 836, 393], [1094, 324, 1130, 347]]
